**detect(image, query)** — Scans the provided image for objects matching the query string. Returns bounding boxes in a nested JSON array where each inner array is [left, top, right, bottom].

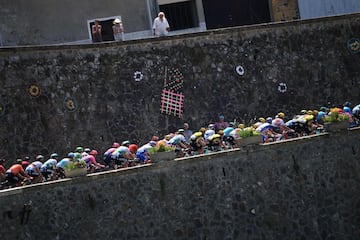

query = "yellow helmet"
[[199, 127, 206, 133], [307, 110, 313, 115], [277, 112, 285, 118], [238, 124, 245, 129], [259, 117, 265, 123]]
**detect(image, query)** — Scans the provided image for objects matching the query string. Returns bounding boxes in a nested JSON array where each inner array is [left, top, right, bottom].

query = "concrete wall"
[[0, 128, 359, 240], [0, 0, 151, 46], [298, 0, 360, 19], [0, 13, 359, 159]]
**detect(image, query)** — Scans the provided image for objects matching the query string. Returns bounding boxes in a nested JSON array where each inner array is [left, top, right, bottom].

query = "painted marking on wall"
[[235, 65, 246, 76], [347, 38, 360, 54], [133, 71, 144, 82], [64, 97, 77, 112], [278, 82, 287, 93], [160, 89, 184, 118], [160, 66, 184, 118], [28, 84, 41, 97]]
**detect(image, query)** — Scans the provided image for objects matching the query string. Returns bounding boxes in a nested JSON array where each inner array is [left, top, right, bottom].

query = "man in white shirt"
[[153, 12, 170, 37]]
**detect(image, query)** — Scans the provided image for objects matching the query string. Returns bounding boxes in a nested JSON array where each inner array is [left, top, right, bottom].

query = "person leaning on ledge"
[[152, 12, 170, 37]]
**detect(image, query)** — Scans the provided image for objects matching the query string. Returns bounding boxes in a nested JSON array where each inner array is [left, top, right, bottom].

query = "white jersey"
[[204, 129, 215, 140]]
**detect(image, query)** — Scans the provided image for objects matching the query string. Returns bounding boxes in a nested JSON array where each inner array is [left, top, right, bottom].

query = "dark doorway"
[[202, 0, 271, 29], [160, 0, 198, 31], [89, 19, 115, 42]]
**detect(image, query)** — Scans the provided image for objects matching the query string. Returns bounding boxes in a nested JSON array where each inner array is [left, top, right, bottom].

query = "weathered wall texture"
[[0, 129, 359, 240], [0, 13, 359, 158]]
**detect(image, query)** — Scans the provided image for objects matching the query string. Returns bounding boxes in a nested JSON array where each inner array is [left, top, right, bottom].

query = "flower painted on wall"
[[28, 84, 41, 97], [347, 38, 360, 54], [133, 71, 144, 82], [235, 65, 246, 77], [64, 97, 77, 112], [278, 82, 287, 93]]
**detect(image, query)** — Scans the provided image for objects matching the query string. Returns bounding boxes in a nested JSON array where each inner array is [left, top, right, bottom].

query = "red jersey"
[[9, 164, 25, 175]]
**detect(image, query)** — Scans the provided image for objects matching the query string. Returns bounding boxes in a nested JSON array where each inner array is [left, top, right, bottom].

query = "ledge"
[[0, 127, 358, 196]]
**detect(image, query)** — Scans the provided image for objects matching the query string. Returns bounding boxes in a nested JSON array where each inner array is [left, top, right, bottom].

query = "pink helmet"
[[112, 142, 120, 148], [90, 150, 98, 155]]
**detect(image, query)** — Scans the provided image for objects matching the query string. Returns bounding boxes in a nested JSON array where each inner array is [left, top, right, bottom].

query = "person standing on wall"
[[153, 12, 170, 37], [92, 19, 103, 43], [112, 18, 124, 41]]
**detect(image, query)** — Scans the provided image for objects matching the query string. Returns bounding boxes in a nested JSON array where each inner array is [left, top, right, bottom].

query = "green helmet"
[[75, 146, 83, 153]]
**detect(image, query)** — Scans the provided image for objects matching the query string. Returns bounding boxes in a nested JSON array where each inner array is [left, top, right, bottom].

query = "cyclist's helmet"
[[277, 112, 285, 118], [75, 146, 83, 153], [50, 153, 59, 159], [343, 106, 351, 114], [90, 150, 98, 155], [112, 142, 120, 148]]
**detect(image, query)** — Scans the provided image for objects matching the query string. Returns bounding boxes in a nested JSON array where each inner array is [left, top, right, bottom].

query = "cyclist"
[[204, 124, 216, 140], [40, 153, 59, 181], [25, 155, 44, 183], [352, 104, 360, 126], [136, 141, 157, 163], [82, 150, 105, 173], [0, 159, 6, 182], [343, 106, 356, 128], [74, 146, 84, 162], [5, 163, 33, 187], [103, 142, 120, 168], [190, 131, 206, 154], [168, 129, 189, 157], [223, 122, 235, 148], [56, 152, 75, 178], [111, 145, 134, 168]]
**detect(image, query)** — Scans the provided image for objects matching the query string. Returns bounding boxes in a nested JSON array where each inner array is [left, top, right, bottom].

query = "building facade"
[[0, 0, 359, 46]]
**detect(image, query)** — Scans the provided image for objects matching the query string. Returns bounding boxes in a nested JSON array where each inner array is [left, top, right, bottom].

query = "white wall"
[[298, 0, 360, 19]]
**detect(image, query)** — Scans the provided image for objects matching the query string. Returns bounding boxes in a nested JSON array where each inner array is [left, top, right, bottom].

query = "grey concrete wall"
[[0, 0, 150, 46], [0, 13, 359, 159], [298, 0, 360, 19], [0, 128, 359, 240]]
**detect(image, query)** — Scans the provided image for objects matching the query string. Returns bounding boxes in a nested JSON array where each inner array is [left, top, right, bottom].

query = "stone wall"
[[0, 128, 359, 240], [0, 13, 359, 159]]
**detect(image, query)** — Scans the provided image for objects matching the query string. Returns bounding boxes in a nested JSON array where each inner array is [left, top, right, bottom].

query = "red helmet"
[[112, 142, 120, 148], [90, 150, 98, 155], [128, 144, 138, 154]]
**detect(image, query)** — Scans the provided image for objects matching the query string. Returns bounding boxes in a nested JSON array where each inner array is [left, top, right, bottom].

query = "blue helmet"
[[67, 152, 75, 158], [343, 106, 351, 114], [317, 111, 326, 120]]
